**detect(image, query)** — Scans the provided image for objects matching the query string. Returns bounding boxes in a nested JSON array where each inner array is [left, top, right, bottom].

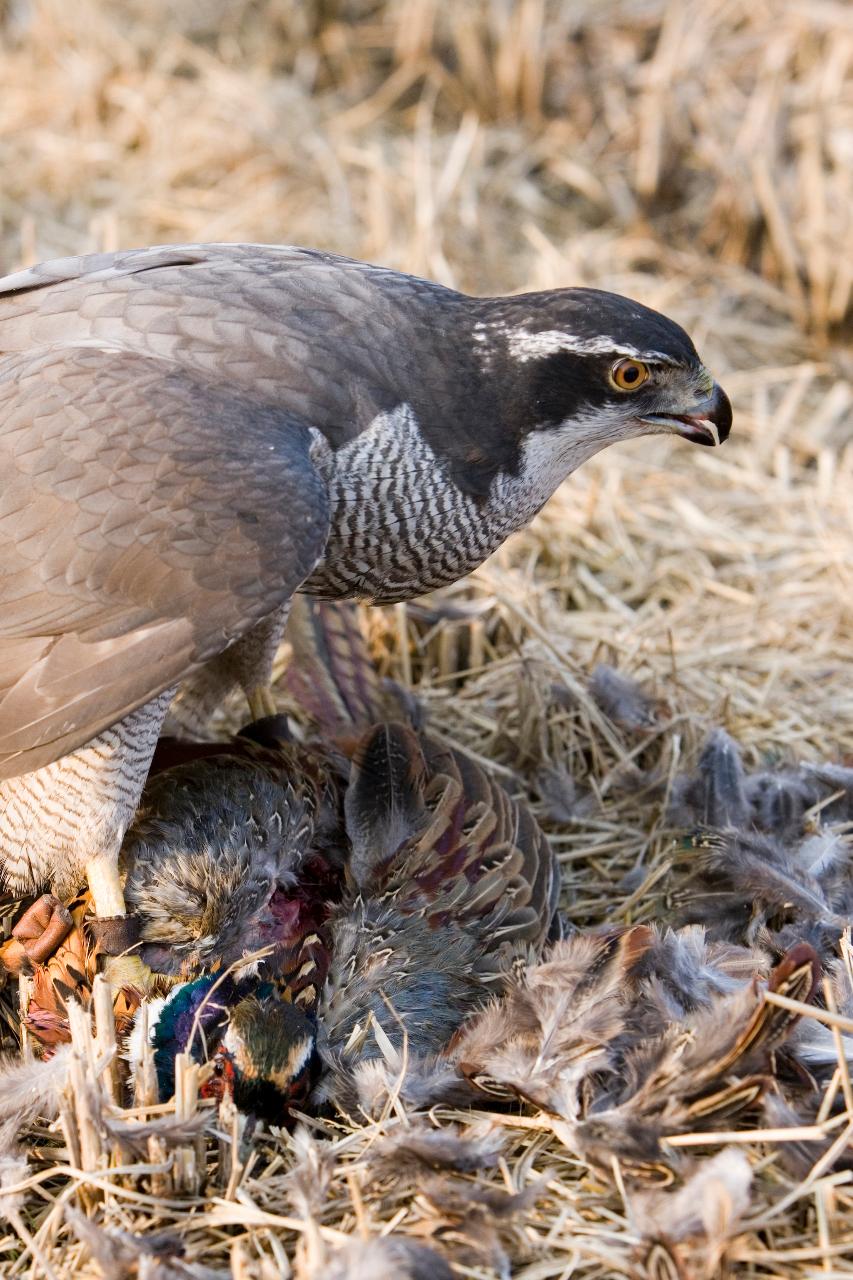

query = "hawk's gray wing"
[[0, 241, 455, 779], [0, 243, 439, 447], [0, 344, 329, 777]]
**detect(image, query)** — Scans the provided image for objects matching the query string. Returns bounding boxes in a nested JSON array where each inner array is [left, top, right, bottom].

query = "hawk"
[[0, 243, 731, 986]]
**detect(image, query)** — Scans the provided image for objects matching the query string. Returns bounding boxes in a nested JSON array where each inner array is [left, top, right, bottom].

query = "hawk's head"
[[476, 287, 731, 473]]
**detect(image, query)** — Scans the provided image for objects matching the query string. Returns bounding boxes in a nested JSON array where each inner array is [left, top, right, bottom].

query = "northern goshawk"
[[0, 243, 731, 986]]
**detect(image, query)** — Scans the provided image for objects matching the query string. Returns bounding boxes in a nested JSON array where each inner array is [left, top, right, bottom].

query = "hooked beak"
[[641, 382, 732, 447]]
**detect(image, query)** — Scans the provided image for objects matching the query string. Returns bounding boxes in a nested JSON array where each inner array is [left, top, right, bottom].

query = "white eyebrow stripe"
[[506, 328, 677, 364]]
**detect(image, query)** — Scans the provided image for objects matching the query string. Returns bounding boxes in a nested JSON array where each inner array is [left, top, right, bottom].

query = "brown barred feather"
[[285, 596, 387, 736]]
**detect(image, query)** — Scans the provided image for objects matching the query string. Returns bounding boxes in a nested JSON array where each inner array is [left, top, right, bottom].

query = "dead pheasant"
[[3, 598, 559, 1117]]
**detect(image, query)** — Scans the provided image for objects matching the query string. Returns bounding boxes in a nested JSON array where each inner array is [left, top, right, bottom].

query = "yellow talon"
[[246, 684, 278, 720]]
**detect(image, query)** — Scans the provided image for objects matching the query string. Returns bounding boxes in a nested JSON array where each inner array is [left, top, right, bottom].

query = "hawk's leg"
[[0, 690, 174, 993], [83, 691, 176, 991], [236, 604, 293, 721], [166, 605, 292, 735], [247, 685, 279, 720]]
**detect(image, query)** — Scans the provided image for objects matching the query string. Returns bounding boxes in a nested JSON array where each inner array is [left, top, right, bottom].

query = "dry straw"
[[0, 0, 851, 1275]]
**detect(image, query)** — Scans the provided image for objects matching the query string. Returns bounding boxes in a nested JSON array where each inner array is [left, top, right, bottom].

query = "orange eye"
[[610, 358, 649, 391]]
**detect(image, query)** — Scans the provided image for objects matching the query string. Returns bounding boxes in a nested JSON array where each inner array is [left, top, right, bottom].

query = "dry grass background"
[[0, 1, 852, 1276]]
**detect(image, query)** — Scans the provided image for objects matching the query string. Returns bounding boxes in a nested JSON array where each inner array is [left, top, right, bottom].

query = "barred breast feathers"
[[302, 403, 604, 605]]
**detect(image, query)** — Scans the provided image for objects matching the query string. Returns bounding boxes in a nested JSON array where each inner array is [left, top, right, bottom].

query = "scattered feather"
[[631, 1148, 753, 1243], [675, 827, 847, 953], [0, 1047, 70, 1129], [535, 761, 593, 823], [367, 1122, 504, 1177], [0, 1146, 27, 1222], [590, 665, 658, 731], [66, 1207, 227, 1280], [282, 1126, 336, 1219], [450, 930, 642, 1113], [309, 1237, 454, 1280]]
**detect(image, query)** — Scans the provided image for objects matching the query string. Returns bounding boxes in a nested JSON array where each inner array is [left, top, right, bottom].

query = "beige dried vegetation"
[[0, 1, 851, 1276]]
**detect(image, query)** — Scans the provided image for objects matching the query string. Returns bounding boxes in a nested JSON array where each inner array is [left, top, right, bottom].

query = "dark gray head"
[[480, 285, 730, 446], [412, 285, 733, 496]]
